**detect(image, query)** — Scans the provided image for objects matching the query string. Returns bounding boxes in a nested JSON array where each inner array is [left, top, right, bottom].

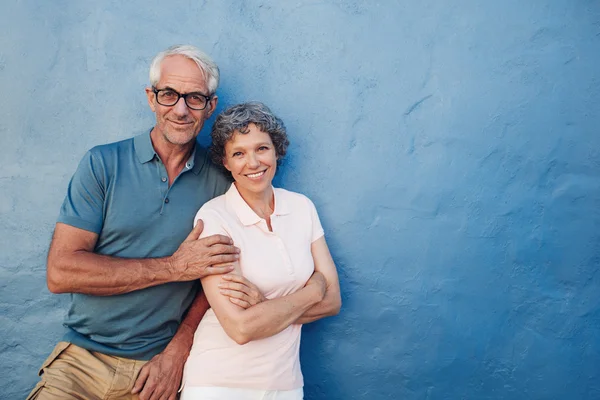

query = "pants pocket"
[[38, 342, 71, 376], [25, 381, 45, 400]]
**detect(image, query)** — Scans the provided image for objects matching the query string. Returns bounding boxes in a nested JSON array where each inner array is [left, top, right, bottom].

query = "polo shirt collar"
[[133, 130, 205, 175], [225, 183, 290, 226], [190, 145, 207, 175], [134, 131, 156, 164]]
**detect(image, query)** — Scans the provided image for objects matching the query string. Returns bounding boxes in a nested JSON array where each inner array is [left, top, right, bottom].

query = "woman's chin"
[[234, 179, 272, 195]]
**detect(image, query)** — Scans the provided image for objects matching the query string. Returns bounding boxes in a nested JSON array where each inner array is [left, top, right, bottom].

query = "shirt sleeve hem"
[[57, 215, 102, 234], [311, 231, 325, 243]]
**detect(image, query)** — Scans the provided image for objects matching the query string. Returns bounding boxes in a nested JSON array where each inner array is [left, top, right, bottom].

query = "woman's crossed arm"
[[214, 235, 341, 341], [201, 264, 327, 345]]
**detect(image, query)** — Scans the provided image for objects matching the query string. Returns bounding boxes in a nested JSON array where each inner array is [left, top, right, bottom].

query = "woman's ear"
[[223, 156, 232, 172]]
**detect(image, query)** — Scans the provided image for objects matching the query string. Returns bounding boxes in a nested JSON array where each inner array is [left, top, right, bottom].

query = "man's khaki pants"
[[27, 342, 148, 400]]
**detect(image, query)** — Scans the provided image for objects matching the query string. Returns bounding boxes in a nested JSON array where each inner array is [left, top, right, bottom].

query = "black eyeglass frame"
[[152, 87, 212, 110]]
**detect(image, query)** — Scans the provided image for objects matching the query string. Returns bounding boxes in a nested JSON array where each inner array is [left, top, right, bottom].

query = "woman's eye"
[[258, 146, 269, 151], [232, 152, 242, 157]]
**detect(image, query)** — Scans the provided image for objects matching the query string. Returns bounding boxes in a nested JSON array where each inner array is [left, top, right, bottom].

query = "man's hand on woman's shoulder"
[[169, 219, 240, 281]]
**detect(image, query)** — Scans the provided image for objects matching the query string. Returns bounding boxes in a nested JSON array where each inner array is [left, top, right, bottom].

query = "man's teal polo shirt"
[[57, 131, 231, 360]]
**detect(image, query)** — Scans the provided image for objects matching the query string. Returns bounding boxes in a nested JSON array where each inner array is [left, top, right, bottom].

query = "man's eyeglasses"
[[152, 87, 212, 110]]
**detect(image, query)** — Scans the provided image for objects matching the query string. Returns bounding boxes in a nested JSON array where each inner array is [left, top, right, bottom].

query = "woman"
[[181, 102, 341, 399]]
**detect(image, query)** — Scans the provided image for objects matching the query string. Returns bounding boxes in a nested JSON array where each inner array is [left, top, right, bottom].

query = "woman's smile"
[[245, 170, 267, 180]]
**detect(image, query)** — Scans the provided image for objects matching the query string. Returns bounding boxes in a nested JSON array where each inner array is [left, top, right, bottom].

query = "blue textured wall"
[[1, 1, 599, 399]]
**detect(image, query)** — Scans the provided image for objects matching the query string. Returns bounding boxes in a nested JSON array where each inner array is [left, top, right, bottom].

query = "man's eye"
[[160, 91, 177, 99], [189, 94, 202, 102]]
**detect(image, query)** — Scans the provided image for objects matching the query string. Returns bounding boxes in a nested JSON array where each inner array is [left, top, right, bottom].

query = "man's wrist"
[[164, 330, 193, 358], [165, 255, 182, 282]]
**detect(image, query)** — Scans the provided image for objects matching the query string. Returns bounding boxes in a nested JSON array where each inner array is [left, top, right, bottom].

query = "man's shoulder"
[[193, 146, 232, 196], [87, 136, 136, 159], [193, 143, 223, 174]]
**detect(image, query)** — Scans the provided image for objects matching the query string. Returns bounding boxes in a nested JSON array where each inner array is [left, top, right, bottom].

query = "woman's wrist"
[[306, 280, 326, 303]]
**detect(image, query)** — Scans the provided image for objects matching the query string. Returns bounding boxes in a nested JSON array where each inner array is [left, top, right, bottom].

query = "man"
[[28, 45, 264, 400]]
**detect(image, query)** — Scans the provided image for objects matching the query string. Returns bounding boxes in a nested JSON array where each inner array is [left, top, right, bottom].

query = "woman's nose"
[[247, 153, 260, 168]]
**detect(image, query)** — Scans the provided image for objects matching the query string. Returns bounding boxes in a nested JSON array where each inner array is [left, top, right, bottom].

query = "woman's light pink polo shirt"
[[182, 183, 324, 390]]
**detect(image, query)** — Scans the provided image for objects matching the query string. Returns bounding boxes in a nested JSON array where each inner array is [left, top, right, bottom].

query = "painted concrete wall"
[[1, 1, 599, 398]]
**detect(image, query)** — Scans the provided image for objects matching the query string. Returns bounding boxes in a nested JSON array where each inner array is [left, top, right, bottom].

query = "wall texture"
[[1, 1, 599, 399]]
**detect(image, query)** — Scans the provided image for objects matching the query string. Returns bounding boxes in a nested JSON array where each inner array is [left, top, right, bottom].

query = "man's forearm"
[[47, 222, 237, 296], [47, 250, 176, 296], [130, 290, 210, 397], [163, 290, 210, 356]]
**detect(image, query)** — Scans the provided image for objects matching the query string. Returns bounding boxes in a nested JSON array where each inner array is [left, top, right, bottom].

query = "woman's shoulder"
[[193, 194, 234, 237], [274, 187, 317, 210], [195, 194, 228, 219]]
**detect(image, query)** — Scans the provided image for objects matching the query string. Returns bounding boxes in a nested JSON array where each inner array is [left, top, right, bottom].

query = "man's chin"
[[164, 131, 198, 146]]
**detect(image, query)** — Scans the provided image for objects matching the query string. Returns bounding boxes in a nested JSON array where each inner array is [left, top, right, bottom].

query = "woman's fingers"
[[228, 296, 251, 309], [220, 274, 266, 306], [219, 281, 250, 296]]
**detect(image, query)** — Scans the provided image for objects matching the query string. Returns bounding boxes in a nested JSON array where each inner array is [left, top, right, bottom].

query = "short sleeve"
[[194, 207, 229, 239], [306, 196, 325, 243], [57, 150, 106, 234]]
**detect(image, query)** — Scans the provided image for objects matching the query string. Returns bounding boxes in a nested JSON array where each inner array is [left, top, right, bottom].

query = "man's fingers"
[[131, 366, 150, 394], [138, 379, 156, 400], [212, 261, 235, 268], [200, 233, 234, 246], [149, 383, 167, 400], [221, 274, 247, 284], [184, 219, 204, 242], [211, 254, 240, 265], [159, 387, 176, 400], [205, 243, 239, 256], [204, 264, 235, 276]]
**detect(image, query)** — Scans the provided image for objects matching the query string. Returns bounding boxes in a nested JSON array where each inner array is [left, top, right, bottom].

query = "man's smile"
[[169, 119, 193, 126]]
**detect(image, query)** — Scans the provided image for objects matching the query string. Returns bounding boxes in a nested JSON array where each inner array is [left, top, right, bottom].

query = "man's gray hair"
[[149, 44, 220, 94], [210, 102, 289, 168]]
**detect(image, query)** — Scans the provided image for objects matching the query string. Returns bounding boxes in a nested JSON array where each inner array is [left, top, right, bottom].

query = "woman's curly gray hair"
[[210, 102, 289, 169]]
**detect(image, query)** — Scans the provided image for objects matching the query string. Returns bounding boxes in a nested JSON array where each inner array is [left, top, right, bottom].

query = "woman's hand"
[[294, 237, 342, 324], [305, 271, 327, 301], [218, 274, 266, 308]]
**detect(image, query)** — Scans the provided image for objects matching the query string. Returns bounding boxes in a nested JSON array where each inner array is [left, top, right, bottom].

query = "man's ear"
[[145, 87, 156, 112], [207, 95, 218, 117]]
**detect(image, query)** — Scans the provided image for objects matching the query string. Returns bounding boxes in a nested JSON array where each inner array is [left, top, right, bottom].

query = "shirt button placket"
[[157, 161, 169, 214], [275, 236, 294, 275], [161, 177, 169, 205]]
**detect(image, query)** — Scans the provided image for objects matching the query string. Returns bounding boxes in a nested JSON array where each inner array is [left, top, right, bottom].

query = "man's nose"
[[172, 96, 189, 115]]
